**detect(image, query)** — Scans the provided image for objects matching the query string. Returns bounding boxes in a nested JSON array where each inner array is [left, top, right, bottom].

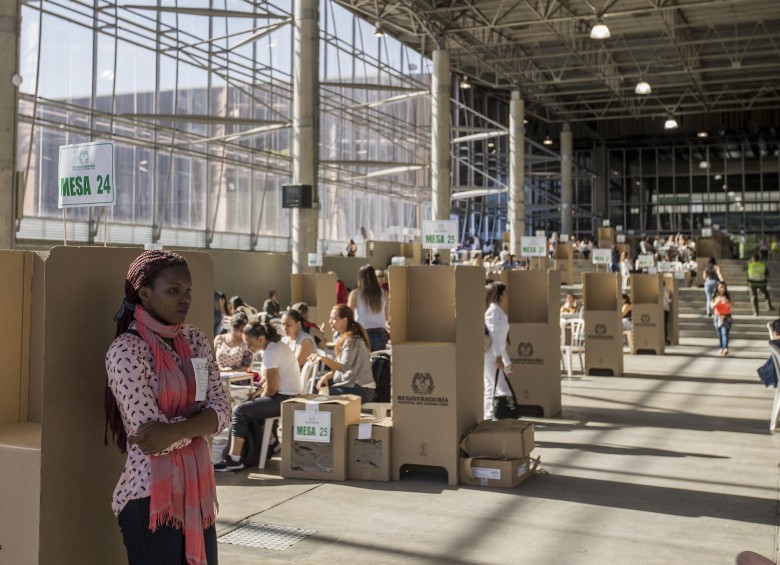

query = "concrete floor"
[[214, 337, 780, 565]]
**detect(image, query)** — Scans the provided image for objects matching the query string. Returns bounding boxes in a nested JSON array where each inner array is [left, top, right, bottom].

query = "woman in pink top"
[[105, 250, 230, 565]]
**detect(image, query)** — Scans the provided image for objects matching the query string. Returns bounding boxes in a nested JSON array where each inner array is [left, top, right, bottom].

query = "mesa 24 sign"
[[58, 141, 116, 208]]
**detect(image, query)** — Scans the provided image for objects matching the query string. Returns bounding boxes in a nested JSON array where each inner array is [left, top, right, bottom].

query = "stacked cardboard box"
[[388, 265, 484, 485], [663, 273, 680, 345], [503, 269, 562, 417], [631, 273, 665, 355], [348, 417, 392, 481], [459, 420, 537, 488], [280, 394, 361, 481], [555, 243, 573, 285], [583, 272, 624, 376]]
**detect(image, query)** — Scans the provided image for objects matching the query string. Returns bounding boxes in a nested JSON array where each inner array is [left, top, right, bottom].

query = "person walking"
[[348, 264, 389, 351], [747, 254, 774, 316], [105, 250, 231, 565], [703, 257, 724, 317], [711, 282, 733, 355], [484, 281, 513, 420]]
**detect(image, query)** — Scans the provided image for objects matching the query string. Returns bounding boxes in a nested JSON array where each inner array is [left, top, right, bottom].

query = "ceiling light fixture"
[[634, 80, 651, 95], [543, 135, 553, 146], [590, 19, 610, 40], [373, 26, 384, 38], [664, 116, 679, 130], [459, 76, 472, 90], [697, 131, 708, 138]]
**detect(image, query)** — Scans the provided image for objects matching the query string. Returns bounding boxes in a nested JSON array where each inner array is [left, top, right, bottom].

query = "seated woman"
[[213, 312, 252, 371], [621, 293, 633, 331], [309, 305, 376, 404], [560, 293, 578, 314], [214, 320, 300, 472], [262, 290, 281, 319], [281, 309, 316, 368], [291, 302, 325, 346]]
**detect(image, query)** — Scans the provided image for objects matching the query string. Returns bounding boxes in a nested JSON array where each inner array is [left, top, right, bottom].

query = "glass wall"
[[16, 0, 430, 249]]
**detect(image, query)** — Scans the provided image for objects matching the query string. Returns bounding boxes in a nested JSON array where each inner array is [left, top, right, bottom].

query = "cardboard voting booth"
[[0, 247, 214, 565], [504, 269, 562, 417], [555, 243, 574, 285], [291, 272, 337, 342], [630, 274, 665, 355], [582, 272, 624, 376], [388, 266, 484, 485], [663, 273, 680, 346], [598, 226, 615, 249], [695, 257, 709, 286], [400, 242, 424, 265]]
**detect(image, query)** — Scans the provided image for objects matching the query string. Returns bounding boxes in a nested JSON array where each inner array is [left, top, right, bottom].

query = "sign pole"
[[102, 207, 108, 247], [62, 208, 67, 246]]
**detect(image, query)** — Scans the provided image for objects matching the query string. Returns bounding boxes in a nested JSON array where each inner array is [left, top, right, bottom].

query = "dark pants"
[[366, 327, 388, 352], [330, 383, 376, 403], [118, 497, 218, 565], [231, 394, 291, 439], [749, 283, 772, 315]]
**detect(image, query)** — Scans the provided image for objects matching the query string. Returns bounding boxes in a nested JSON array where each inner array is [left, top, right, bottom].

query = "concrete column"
[[560, 123, 573, 237], [292, 0, 319, 273], [508, 91, 525, 255], [0, 2, 20, 249], [431, 49, 450, 224], [593, 143, 607, 222]]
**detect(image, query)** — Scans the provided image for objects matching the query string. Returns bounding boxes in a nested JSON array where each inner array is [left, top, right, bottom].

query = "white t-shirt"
[[261, 341, 301, 395]]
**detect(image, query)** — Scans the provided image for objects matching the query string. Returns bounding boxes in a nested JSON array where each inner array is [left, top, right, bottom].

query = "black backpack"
[[371, 352, 392, 403]]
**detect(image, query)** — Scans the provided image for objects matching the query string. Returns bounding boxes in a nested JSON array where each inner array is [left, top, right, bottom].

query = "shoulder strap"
[[493, 368, 519, 402]]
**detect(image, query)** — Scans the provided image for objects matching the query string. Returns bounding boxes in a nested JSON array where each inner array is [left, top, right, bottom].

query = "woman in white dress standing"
[[484, 281, 513, 420]]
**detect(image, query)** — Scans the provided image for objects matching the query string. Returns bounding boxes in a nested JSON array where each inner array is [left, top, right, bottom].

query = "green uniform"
[[747, 260, 773, 315]]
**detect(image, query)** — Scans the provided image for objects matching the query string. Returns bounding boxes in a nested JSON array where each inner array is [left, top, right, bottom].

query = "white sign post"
[[422, 220, 458, 249], [520, 236, 547, 257], [592, 248, 611, 265], [636, 255, 655, 269], [58, 141, 116, 208], [308, 253, 323, 267]]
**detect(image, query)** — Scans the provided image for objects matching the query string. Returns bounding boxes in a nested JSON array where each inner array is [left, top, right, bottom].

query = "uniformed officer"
[[747, 254, 773, 316]]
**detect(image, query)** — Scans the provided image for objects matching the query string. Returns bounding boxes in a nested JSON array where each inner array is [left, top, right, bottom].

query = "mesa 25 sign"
[[422, 220, 458, 249], [58, 141, 116, 208]]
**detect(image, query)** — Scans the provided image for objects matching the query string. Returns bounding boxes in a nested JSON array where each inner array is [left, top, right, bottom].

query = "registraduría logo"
[[411, 372, 435, 394], [517, 342, 534, 357]]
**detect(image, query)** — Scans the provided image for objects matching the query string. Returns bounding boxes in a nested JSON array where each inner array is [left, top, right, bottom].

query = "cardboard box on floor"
[[291, 272, 337, 342], [348, 417, 392, 481], [388, 265, 484, 486], [460, 457, 535, 488], [280, 394, 361, 481], [583, 272, 624, 376], [631, 274, 665, 355], [663, 273, 680, 345], [555, 243, 573, 285], [460, 419, 535, 460], [503, 269, 562, 417]]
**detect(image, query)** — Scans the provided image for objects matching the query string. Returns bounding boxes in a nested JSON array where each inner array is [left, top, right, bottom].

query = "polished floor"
[[214, 336, 780, 565]]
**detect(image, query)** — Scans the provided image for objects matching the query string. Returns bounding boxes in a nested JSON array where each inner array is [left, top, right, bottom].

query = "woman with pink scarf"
[[105, 250, 231, 565]]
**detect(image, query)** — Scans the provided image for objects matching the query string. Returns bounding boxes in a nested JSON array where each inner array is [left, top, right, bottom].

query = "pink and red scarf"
[[134, 305, 217, 565]]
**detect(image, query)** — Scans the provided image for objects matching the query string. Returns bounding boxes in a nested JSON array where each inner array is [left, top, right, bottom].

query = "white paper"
[[517, 463, 528, 477], [293, 409, 332, 443], [471, 467, 501, 480], [191, 358, 209, 402], [358, 422, 373, 440]]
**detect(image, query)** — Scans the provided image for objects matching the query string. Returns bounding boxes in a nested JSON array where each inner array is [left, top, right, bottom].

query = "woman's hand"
[[317, 375, 330, 389], [495, 357, 505, 370], [128, 421, 177, 455]]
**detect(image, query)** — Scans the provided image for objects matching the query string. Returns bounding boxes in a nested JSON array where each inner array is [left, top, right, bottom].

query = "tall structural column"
[[0, 2, 20, 249], [431, 49, 450, 240], [560, 123, 573, 237], [508, 91, 525, 255], [292, 0, 319, 273], [593, 143, 607, 221]]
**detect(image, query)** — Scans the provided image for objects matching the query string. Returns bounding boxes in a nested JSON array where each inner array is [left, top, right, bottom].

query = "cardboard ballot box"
[[630, 273, 665, 355], [460, 457, 536, 488], [348, 417, 392, 481], [583, 272, 624, 377], [281, 394, 361, 481], [460, 419, 535, 460]]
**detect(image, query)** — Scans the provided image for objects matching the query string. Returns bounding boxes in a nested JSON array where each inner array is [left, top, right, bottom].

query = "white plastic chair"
[[768, 344, 780, 432], [257, 360, 317, 470], [560, 318, 584, 378]]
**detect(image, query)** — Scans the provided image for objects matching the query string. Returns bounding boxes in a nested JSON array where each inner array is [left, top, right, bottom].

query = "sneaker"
[[214, 455, 245, 472], [723, 348, 729, 355], [267, 438, 281, 460]]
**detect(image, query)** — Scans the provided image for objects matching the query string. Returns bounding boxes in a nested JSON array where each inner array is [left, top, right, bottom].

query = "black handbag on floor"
[[492, 368, 522, 420]]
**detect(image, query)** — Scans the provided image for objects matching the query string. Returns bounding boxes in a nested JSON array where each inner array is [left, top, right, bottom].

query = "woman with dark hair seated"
[[214, 320, 300, 472], [262, 290, 281, 319], [213, 312, 252, 370], [309, 305, 376, 403]]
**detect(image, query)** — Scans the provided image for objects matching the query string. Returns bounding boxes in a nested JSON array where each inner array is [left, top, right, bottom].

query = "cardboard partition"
[[528, 256, 549, 270], [291, 272, 337, 341], [0, 250, 34, 425], [388, 265, 484, 485], [321, 256, 366, 290], [460, 457, 534, 488], [695, 257, 709, 286], [400, 242, 423, 265], [583, 272, 623, 376], [696, 238, 720, 259], [630, 274, 665, 354], [460, 419, 535, 459], [597, 226, 615, 248], [280, 394, 361, 481], [209, 250, 293, 314], [663, 274, 680, 346], [554, 243, 573, 285], [368, 240, 402, 270], [347, 417, 392, 481]]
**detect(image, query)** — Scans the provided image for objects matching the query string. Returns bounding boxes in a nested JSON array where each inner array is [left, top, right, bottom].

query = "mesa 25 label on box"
[[58, 141, 116, 208], [293, 409, 332, 443]]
